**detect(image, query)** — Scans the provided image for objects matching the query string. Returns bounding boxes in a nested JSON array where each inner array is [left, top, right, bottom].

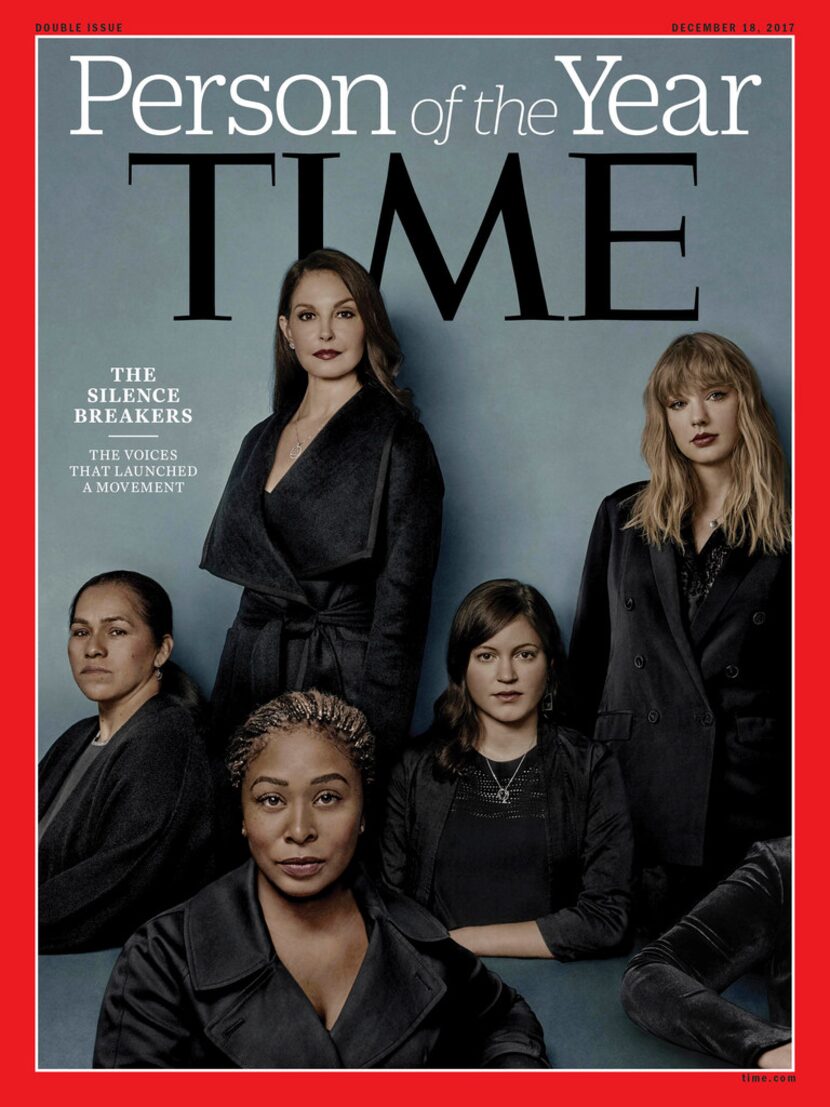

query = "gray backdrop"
[[38, 37, 791, 751]]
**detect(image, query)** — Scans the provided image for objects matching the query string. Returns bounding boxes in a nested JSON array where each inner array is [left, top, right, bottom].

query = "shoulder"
[[109, 698, 205, 772], [546, 722, 614, 772], [117, 897, 189, 970], [391, 735, 447, 779], [600, 481, 648, 516], [374, 881, 449, 944], [236, 413, 280, 453], [44, 715, 98, 753]]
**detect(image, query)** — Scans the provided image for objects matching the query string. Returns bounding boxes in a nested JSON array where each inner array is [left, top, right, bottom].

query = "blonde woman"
[[569, 333, 791, 933]]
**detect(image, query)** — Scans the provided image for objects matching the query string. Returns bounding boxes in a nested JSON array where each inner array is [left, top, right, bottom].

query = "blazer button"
[[624, 597, 635, 610], [753, 611, 766, 625], [633, 655, 645, 669], [725, 665, 739, 679], [700, 712, 714, 726], [647, 709, 660, 724]]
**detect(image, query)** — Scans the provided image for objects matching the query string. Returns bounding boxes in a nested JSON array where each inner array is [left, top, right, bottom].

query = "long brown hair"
[[272, 248, 411, 412], [626, 333, 791, 554], [433, 580, 568, 776]]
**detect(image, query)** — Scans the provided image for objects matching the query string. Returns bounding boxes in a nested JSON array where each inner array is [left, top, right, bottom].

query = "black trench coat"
[[94, 862, 549, 1069], [201, 385, 444, 754], [569, 484, 791, 870], [380, 722, 633, 959], [39, 696, 216, 953]]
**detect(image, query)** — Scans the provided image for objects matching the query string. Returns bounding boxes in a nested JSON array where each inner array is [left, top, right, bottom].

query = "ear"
[[278, 315, 293, 345], [154, 634, 173, 670]]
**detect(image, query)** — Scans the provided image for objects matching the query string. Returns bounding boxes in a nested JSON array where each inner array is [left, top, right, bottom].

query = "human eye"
[[255, 793, 285, 809], [706, 389, 729, 401], [69, 627, 88, 638], [517, 649, 539, 661], [296, 310, 315, 322], [337, 308, 357, 319], [667, 399, 686, 411], [314, 790, 342, 807], [109, 626, 128, 636], [475, 650, 495, 662]]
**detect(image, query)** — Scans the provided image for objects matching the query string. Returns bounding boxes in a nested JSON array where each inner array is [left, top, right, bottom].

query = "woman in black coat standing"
[[569, 333, 791, 932], [39, 571, 215, 953], [381, 580, 633, 960], [201, 249, 443, 762]]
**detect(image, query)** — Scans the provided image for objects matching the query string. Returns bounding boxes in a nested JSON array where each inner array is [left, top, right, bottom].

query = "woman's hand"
[[449, 922, 553, 959], [758, 1042, 792, 1069]]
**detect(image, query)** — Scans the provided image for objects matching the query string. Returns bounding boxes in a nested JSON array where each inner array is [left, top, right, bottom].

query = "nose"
[[284, 802, 318, 846], [318, 313, 334, 341], [85, 631, 106, 657], [496, 655, 518, 683], [688, 397, 708, 426]]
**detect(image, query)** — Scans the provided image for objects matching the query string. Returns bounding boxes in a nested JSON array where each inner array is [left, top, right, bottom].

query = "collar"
[[185, 860, 447, 991]]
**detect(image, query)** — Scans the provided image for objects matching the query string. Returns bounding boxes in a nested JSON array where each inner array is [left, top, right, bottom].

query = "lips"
[[494, 692, 522, 701], [278, 857, 325, 878], [313, 349, 340, 359], [692, 433, 718, 446], [80, 667, 111, 675]]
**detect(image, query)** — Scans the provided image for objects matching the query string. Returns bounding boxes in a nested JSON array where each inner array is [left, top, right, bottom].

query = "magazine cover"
[[22, 4, 816, 1101]]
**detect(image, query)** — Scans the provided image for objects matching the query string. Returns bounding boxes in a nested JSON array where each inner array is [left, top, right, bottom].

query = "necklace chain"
[[483, 750, 529, 804]]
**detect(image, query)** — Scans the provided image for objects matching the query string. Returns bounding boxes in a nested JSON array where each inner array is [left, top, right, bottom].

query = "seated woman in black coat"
[[381, 579, 633, 960], [94, 690, 549, 1069], [621, 838, 791, 1069], [39, 571, 215, 953]]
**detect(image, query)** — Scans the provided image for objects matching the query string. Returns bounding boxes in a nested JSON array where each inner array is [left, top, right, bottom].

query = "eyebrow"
[[477, 642, 540, 651], [292, 298, 357, 310], [248, 772, 351, 790], [70, 615, 135, 626]]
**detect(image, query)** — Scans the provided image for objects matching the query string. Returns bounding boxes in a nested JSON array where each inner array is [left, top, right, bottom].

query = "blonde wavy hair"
[[625, 333, 790, 554]]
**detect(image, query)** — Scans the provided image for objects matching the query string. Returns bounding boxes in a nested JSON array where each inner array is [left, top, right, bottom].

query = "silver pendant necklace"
[[483, 750, 529, 804]]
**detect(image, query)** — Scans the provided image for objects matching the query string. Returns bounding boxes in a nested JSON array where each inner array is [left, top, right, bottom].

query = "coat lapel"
[[200, 386, 402, 593], [687, 545, 758, 648], [187, 863, 448, 1069], [330, 913, 447, 1068], [648, 541, 710, 705]]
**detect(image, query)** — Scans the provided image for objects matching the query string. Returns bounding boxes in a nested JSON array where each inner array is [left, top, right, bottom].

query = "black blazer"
[[201, 384, 444, 753], [621, 838, 791, 1067], [39, 696, 216, 953], [94, 861, 549, 1069], [380, 723, 633, 960], [569, 484, 791, 869]]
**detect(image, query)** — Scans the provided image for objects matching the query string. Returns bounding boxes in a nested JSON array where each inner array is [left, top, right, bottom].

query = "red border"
[[14, 4, 823, 1103]]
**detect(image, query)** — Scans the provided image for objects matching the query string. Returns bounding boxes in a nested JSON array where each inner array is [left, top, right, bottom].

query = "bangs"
[[652, 347, 742, 405]]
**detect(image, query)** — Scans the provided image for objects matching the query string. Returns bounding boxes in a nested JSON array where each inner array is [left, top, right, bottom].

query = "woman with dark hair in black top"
[[39, 570, 215, 953], [381, 579, 633, 960]]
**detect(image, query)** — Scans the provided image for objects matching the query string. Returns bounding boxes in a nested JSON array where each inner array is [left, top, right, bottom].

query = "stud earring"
[[155, 668, 163, 681], [289, 342, 295, 349]]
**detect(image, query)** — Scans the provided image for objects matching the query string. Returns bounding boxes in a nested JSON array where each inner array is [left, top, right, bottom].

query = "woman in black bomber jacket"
[[201, 250, 443, 763], [381, 580, 633, 960], [95, 692, 549, 1070], [569, 334, 791, 931]]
